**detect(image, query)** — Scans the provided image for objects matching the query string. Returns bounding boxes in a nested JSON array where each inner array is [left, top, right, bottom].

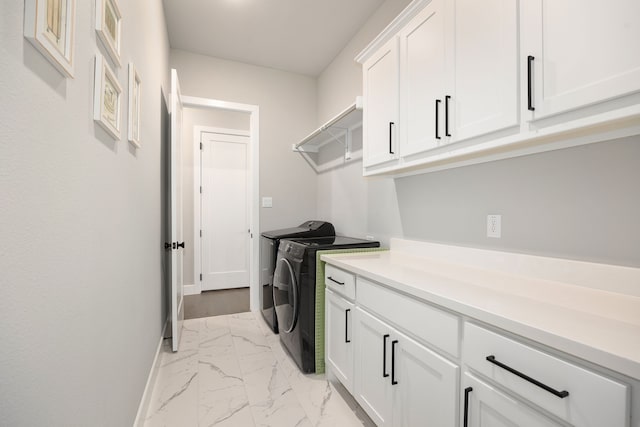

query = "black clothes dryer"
[[259, 221, 335, 333], [273, 236, 380, 373]]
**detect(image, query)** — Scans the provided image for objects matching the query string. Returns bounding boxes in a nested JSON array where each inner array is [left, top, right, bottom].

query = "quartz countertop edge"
[[320, 251, 640, 381]]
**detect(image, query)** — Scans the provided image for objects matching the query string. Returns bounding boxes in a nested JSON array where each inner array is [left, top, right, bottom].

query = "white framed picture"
[[93, 54, 122, 139], [24, 0, 76, 78], [128, 63, 142, 148], [95, 0, 121, 67]]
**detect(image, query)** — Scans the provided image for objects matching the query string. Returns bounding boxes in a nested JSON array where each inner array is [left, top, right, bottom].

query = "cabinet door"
[[453, 0, 519, 141], [353, 308, 393, 426], [325, 289, 355, 393], [522, 0, 640, 120], [462, 373, 561, 427], [399, 0, 453, 158], [362, 37, 399, 168], [392, 330, 459, 427]]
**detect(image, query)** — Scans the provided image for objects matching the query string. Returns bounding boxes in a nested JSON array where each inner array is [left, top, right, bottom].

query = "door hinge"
[[200, 186, 202, 194], [199, 273, 202, 281], [200, 229, 202, 237], [200, 142, 203, 150]]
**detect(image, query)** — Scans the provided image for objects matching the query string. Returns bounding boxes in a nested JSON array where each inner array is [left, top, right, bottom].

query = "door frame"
[[196, 127, 251, 293], [182, 95, 260, 312]]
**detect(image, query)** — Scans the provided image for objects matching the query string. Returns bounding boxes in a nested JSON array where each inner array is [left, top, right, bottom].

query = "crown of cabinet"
[[355, 0, 432, 65]]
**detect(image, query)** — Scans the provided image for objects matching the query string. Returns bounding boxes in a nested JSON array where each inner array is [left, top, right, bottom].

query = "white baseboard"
[[133, 320, 167, 427], [184, 283, 200, 296]]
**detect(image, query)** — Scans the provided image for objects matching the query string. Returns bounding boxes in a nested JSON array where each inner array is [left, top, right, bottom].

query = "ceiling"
[[162, 0, 385, 77]]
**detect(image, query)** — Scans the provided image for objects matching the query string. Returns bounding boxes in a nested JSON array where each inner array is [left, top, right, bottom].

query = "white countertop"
[[321, 240, 640, 380]]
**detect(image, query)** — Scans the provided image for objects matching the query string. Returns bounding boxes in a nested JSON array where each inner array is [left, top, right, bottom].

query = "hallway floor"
[[143, 311, 371, 426]]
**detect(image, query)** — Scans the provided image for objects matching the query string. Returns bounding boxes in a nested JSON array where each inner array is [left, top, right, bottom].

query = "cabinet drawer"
[[463, 322, 629, 427], [357, 277, 459, 357], [325, 264, 355, 300]]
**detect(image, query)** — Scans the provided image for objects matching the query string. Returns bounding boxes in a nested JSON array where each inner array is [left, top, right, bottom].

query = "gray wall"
[[315, 0, 640, 268], [0, 0, 170, 425], [181, 107, 250, 286], [396, 136, 640, 267], [170, 49, 318, 234], [315, 0, 411, 243]]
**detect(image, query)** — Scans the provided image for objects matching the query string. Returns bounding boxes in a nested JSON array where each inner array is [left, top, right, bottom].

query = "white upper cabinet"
[[399, 0, 454, 158], [522, 0, 640, 120], [453, 0, 519, 141], [362, 37, 399, 168], [356, 0, 640, 176]]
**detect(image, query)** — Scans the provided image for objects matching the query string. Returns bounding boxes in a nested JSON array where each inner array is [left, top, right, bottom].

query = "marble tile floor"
[[143, 311, 374, 427]]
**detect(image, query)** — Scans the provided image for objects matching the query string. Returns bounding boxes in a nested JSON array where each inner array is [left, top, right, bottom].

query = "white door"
[[463, 373, 561, 427], [399, 0, 453, 157], [453, 0, 519, 141], [170, 69, 185, 352], [392, 330, 458, 427], [353, 307, 393, 426], [362, 37, 399, 168], [201, 131, 250, 291], [522, 0, 640, 120], [326, 289, 355, 393]]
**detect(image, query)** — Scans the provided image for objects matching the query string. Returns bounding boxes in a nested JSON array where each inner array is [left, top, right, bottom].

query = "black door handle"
[[435, 99, 441, 140], [391, 340, 398, 385], [527, 56, 535, 111], [486, 355, 569, 398], [463, 387, 473, 427], [383, 334, 390, 378], [445, 95, 451, 137], [177, 241, 185, 249], [345, 309, 351, 343], [389, 122, 395, 154]]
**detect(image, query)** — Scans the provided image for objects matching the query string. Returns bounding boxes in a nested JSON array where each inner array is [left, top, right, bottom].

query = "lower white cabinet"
[[325, 289, 355, 393], [463, 322, 629, 427], [353, 307, 393, 426], [462, 373, 561, 427], [353, 307, 459, 426], [324, 264, 633, 427]]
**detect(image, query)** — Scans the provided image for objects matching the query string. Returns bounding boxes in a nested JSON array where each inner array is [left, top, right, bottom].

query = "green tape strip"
[[314, 247, 388, 373]]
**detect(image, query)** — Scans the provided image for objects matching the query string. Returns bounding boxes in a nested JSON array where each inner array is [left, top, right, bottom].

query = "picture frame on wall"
[[95, 0, 122, 67], [93, 54, 122, 139], [128, 63, 142, 148], [24, 0, 76, 78]]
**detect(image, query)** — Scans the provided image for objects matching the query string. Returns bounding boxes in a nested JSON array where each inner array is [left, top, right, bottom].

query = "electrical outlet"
[[487, 215, 501, 238], [261, 197, 273, 208]]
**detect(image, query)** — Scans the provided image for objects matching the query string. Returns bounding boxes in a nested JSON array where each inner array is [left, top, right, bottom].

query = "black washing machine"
[[259, 221, 335, 333], [273, 236, 380, 373]]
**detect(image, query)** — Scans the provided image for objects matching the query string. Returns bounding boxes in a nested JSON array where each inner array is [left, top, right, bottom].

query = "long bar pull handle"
[[391, 340, 398, 385], [463, 387, 473, 427], [527, 56, 535, 111], [383, 334, 390, 378], [435, 99, 441, 140], [445, 95, 451, 137], [345, 309, 351, 343], [389, 122, 395, 154], [486, 355, 569, 398], [327, 276, 344, 285]]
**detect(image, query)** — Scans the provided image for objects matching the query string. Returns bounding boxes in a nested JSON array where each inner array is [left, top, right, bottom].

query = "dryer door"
[[273, 257, 299, 333]]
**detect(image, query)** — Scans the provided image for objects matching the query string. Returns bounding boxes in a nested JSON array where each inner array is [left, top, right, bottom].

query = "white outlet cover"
[[262, 197, 273, 208], [487, 214, 502, 238]]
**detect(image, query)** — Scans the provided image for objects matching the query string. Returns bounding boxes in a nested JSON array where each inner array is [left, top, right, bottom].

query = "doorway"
[[200, 129, 250, 291], [182, 96, 260, 312]]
